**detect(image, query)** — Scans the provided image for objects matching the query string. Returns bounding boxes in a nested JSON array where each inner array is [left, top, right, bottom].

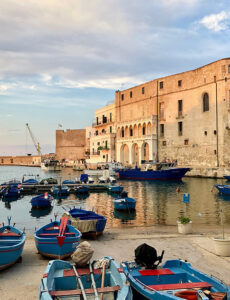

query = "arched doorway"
[[120, 144, 129, 165], [142, 142, 149, 162], [132, 143, 139, 165]]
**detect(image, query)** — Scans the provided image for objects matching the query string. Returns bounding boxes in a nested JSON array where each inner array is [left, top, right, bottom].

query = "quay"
[[1, 225, 230, 300], [1, 183, 109, 194]]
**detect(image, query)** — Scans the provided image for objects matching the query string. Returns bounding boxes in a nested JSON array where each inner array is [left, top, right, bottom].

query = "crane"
[[26, 123, 41, 156]]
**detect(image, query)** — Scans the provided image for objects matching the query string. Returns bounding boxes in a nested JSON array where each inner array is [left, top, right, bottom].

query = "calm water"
[[0, 166, 230, 233]]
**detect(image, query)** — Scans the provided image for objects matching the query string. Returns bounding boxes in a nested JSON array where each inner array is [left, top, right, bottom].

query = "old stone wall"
[[0, 155, 41, 166], [56, 129, 86, 162]]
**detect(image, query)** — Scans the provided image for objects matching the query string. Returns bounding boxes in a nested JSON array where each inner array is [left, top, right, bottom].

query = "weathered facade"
[[87, 103, 116, 164], [114, 58, 230, 168], [0, 155, 41, 166], [56, 129, 87, 163]]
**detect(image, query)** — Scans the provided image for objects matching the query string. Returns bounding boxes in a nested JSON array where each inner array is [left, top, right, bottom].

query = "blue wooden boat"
[[68, 207, 107, 237], [116, 163, 190, 180], [51, 185, 70, 196], [113, 197, 136, 211], [39, 257, 132, 299], [121, 259, 230, 299], [215, 184, 230, 195], [31, 193, 53, 208], [224, 175, 230, 181], [0, 217, 26, 270], [108, 184, 124, 193], [1, 185, 21, 198], [75, 185, 89, 194], [62, 179, 75, 185], [34, 216, 81, 259], [22, 178, 38, 185]]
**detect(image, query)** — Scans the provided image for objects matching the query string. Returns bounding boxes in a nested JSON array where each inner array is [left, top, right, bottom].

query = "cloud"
[[200, 11, 230, 32]]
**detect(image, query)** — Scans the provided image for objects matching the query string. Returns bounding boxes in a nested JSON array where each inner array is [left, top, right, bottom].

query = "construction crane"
[[26, 123, 41, 156]]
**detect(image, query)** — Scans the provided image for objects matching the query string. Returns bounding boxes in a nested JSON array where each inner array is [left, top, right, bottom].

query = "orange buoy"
[[174, 290, 197, 300]]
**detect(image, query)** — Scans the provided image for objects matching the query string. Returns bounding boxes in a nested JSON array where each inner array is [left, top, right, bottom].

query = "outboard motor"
[[135, 243, 164, 269]]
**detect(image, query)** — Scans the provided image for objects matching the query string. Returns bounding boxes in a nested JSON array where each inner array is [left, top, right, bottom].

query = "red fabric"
[[139, 269, 174, 276], [148, 281, 212, 291]]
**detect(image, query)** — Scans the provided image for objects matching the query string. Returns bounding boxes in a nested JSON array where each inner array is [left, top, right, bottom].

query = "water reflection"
[[30, 206, 53, 218], [113, 209, 136, 221]]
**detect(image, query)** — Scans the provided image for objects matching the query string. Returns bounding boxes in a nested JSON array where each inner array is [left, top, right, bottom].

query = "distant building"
[[87, 103, 116, 164], [56, 129, 87, 163]]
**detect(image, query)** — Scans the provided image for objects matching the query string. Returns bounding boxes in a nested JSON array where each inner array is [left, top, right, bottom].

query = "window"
[[142, 87, 145, 94], [204, 131, 207, 136], [95, 130, 98, 136], [97, 142, 100, 145], [178, 100, 183, 117], [1, 159, 3, 163], [11, 159, 13, 163], [184, 139, 189, 145], [103, 155, 105, 159], [102, 129, 105, 134], [203, 93, 209, 112], [102, 115, 107, 123], [178, 122, 183, 136], [110, 126, 112, 133], [214, 130, 217, 135], [228, 65, 230, 73], [162, 141, 166, 146], [160, 124, 164, 137], [130, 128, 133, 136], [110, 113, 112, 122], [130, 91, 132, 98], [178, 80, 182, 87], [96, 117, 99, 125], [121, 94, 124, 100], [159, 102, 164, 119], [159, 81, 164, 89], [142, 126, 146, 135], [121, 128, 124, 137], [105, 141, 108, 149]]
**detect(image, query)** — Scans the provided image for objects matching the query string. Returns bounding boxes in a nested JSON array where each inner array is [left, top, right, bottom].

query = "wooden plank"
[[63, 268, 101, 277], [38, 232, 76, 236], [148, 281, 212, 291], [139, 268, 174, 276], [49, 285, 120, 297]]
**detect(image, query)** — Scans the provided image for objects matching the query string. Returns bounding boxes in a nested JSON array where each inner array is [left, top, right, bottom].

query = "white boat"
[[41, 160, 62, 172], [84, 162, 122, 177], [108, 176, 116, 183]]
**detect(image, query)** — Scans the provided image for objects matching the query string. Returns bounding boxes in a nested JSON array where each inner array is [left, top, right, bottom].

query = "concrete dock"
[[1, 225, 230, 300]]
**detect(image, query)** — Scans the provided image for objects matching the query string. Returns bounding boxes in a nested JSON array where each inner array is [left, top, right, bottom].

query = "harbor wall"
[[0, 155, 41, 166]]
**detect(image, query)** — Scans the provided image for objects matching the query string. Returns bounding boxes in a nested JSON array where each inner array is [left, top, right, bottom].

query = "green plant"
[[178, 216, 190, 224]]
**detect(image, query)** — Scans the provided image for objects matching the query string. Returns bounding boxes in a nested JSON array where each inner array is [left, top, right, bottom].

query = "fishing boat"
[[34, 216, 81, 259], [1, 184, 22, 198], [121, 258, 230, 299], [215, 184, 230, 195], [75, 185, 89, 194], [38, 257, 132, 299], [31, 193, 53, 208], [62, 179, 76, 185], [116, 162, 190, 180], [22, 178, 38, 185], [0, 217, 26, 270], [108, 184, 124, 193], [113, 196, 136, 211], [67, 208, 107, 238], [51, 185, 70, 196], [40, 178, 57, 185], [41, 159, 62, 172]]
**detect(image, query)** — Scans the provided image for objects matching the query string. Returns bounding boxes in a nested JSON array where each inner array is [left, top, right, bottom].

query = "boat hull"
[[34, 221, 81, 259], [0, 226, 26, 271], [39, 258, 132, 300], [113, 197, 136, 211], [117, 168, 190, 180], [215, 184, 230, 195], [121, 259, 230, 299]]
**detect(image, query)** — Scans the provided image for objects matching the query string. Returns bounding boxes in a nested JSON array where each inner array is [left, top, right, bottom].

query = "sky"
[[0, 0, 230, 155]]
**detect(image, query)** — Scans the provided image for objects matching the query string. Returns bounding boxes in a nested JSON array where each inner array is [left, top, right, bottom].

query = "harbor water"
[[0, 166, 230, 233]]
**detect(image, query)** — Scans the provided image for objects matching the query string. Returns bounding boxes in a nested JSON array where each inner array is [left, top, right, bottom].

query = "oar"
[[89, 262, 99, 299], [72, 265, 87, 300], [100, 264, 106, 300], [57, 216, 68, 247]]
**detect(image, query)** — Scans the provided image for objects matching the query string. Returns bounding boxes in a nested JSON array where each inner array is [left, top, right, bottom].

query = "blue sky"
[[0, 0, 230, 155]]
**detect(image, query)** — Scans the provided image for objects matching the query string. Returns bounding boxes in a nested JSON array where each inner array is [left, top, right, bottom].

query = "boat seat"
[[63, 268, 102, 277], [0, 239, 21, 242], [0, 232, 21, 237], [38, 232, 76, 236], [49, 285, 120, 297], [148, 281, 212, 291], [139, 269, 174, 276]]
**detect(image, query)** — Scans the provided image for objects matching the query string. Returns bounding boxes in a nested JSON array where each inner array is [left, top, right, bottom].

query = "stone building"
[[115, 58, 230, 167], [0, 155, 41, 166], [56, 129, 87, 163], [87, 103, 116, 164]]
